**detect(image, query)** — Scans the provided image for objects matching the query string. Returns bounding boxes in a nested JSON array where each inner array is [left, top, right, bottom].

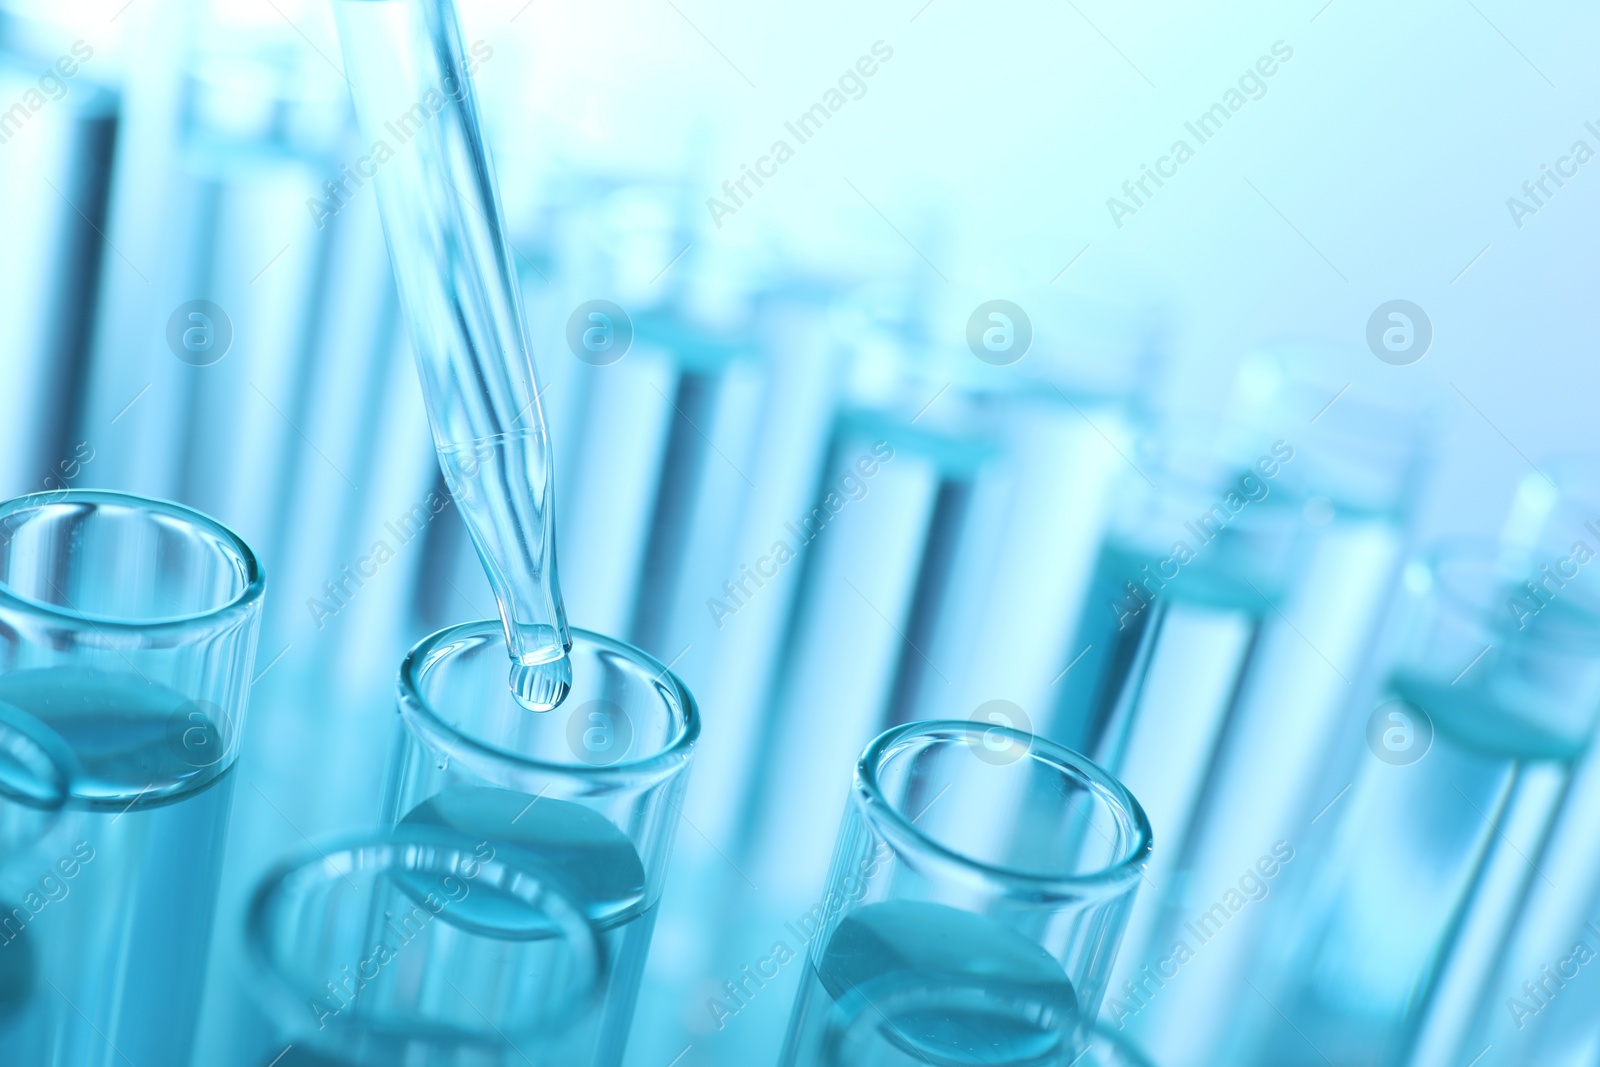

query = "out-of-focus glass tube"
[[0, 704, 73, 1016], [0, 489, 265, 1066], [1045, 422, 1312, 1030], [332, 0, 570, 707], [0, 703, 72, 858], [1046, 363, 1427, 1062], [237, 826, 607, 1066], [1232, 537, 1600, 1066], [778, 721, 1151, 1066], [387, 621, 699, 1067]]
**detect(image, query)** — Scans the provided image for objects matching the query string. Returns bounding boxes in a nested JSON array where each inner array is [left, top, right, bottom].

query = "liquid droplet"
[[511, 656, 571, 713]]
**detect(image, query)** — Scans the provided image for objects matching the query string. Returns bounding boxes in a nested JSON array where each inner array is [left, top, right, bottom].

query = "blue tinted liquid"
[[780, 901, 1079, 1067], [0, 667, 235, 1067], [1051, 541, 1266, 756], [398, 784, 656, 1067], [1255, 672, 1584, 1066]]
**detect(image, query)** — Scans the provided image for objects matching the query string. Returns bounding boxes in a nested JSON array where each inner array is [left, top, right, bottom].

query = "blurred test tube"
[[1056, 350, 1431, 1063], [1228, 467, 1600, 1066]]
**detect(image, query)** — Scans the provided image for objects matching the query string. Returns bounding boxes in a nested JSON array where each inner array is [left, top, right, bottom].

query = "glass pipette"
[[332, 0, 570, 709]]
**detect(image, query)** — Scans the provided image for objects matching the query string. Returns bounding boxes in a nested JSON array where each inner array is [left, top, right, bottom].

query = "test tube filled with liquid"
[[239, 826, 609, 1066], [778, 721, 1152, 1067], [330, 4, 702, 1059], [0, 490, 266, 1066], [1228, 471, 1600, 1067]]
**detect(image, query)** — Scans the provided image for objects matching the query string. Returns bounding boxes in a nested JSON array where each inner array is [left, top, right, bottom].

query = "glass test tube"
[[1051, 372, 1423, 1061], [0, 489, 265, 1066], [387, 622, 699, 1067], [778, 721, 1152, 1067], [239, 826, 607, 1066], [0, 703, 74, 1018], [0, 702, 73, 858], [1045, 427, 1311, 1004], [1234, 539, 1600, 1066]]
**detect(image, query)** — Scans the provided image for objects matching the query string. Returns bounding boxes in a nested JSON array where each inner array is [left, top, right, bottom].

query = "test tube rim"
[[398, 620, 699, 788], [0, 488, 266, 635], [244, 824, 609, 1049], [1426, 537, 1600, 651], [854, 720, 1153, 901]]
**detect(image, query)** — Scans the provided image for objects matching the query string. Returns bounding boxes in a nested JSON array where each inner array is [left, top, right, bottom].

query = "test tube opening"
[[0, 489, 263, 630], [858, 721, 1152, 891], [398, 621, 698, 792]]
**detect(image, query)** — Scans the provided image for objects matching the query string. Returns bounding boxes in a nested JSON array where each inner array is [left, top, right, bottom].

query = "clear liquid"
[[1051, 541, 1267, 756], [780, 901, 1080, 1067], [0, 667, 235, 1067], [1255, 671, 1583, 1066], [395, 784, 657, 1066]]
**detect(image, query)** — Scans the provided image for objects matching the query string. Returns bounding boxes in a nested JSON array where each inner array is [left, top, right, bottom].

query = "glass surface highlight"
[[0, 489, 265, 1066], [779, 721, 1151, 1067]]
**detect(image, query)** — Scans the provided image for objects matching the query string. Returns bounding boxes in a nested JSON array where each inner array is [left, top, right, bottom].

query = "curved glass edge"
[[0, 489, 266, 634], [854, 720, 1153, 901], [243, 824, 608, 1049], [396, 620, 700, 787]]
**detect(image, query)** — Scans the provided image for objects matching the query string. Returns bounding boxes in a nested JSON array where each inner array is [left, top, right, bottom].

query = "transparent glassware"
[[1047, 377, 1427, 1061], [0, 489, 265, 1065], [333, 0, 571, 704], [386, 621, 699, 1067], [0, 703, 74, 1017], [1232, 539, 1600, 1067], [0, 702, 73, 861], [777, 721, 1152, 1067], [1429, 466, 1600, 1067], [238, 825, 609, 1066]]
